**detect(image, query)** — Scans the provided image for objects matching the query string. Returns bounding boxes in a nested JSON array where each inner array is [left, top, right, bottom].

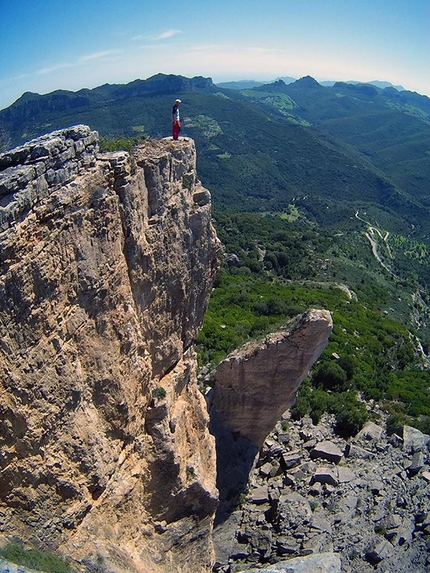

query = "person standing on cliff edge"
[[172, 99, 181, 140]]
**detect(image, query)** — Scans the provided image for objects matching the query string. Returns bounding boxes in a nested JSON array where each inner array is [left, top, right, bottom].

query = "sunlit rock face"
[[0, 128, 220, 573]]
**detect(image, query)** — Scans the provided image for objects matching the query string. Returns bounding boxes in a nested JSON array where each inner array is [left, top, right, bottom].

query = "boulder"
[[403, 425, 430, 453], [281, 452, 302, 470], [312, 467, 339, 486], [344, 443, 373, 459], [310, 440, 343, 464], [259, 462, 275, 477], [277, 493, 313, 527], [385, 513, 402, 530], [370, 480, 385, 495], [245, 551, 342, 572], [365, 539, 395, 564], [356, 421, 384, 441], [212, 511, 246, 567], [247, 528, 273, 559], [248, 485, 269, 504], [310, 512, 332, 533], [302, 532, 328, 554], [396, 518, 414, 546], [337, 466, 355, 483], [408, 451, 424, 474], [276, 538, 300, 555]]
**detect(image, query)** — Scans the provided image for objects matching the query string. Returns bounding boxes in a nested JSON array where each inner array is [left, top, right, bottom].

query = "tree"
[[313, 362, 348, 392]]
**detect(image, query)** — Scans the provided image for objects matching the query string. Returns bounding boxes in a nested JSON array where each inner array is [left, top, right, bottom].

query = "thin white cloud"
[[184, 43, 279, 56], [36, 62, 76, 75], [154, 29, 182, 40], [33, 50, 124, 76], [0, 50, 123, 85], [79, 50, 123, 62], [132, 30, 181, 42]]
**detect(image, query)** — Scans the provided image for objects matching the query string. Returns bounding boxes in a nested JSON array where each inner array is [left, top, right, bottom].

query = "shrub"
[[337, 356, 355, 380], [0, 543, 74, 573], [186, 465, 197, 480], [329, 392, 368, 437], [309, 389, 330, 425], [99, 135, 147, 152], [152, 386, 167, 400], [290, 394, 310, 420], [417, 416, 430, 434], [290, 380, 312, 420], [313, 361, 348, 392]]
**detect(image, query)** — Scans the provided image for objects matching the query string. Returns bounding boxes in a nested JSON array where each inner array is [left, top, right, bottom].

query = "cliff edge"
[[0, 127, 220, 572]]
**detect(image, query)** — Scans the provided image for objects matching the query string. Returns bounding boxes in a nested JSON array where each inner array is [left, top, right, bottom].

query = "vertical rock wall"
[[0, 127, 220, 572], [209, 310, 333, 524]]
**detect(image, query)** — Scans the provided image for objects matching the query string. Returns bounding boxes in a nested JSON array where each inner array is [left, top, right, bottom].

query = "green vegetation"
[[1, 74, 429, 438], [197, 210, 430, 437], [0, 542, 74, 573], [152, 386, 167, 400], [291, 381, 369, 438], [183, 114, 222, 138], [99, 134, 147, 152], [186, 465, 197, 480]]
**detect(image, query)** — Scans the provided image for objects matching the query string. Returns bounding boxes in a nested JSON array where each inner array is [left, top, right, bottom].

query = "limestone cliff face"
[[211, 310, 333, 448], [209, 310, 333, 524], [0, 127, 220, 572]]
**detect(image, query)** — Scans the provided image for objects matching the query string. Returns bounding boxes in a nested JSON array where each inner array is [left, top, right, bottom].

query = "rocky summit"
[[0, 127, 335, 572], [0, 127, 220, 572]]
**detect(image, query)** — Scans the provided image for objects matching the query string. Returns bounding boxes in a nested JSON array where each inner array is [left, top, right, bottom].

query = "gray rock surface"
[[213, 413, 430, 573], [310, 440, 343, 463], [403, 425, 430, 453], [356, 421, 383, 442], [211, 311, 333, 448], [244, 552, 342, 572], [0, 559, 38, 573], [0, 125, 98, 230]]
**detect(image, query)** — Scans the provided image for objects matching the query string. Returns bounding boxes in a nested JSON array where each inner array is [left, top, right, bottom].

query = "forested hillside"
[[1, 73, 429, 434]]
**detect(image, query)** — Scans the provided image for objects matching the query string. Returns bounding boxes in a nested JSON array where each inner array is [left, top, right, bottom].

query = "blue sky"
[[1, 0, 429, 110]]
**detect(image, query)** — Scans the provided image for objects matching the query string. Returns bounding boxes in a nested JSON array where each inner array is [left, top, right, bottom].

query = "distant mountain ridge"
[[320, 79, 405, 91], [216, 78, 407, 92], [1, 72, 429, 246]]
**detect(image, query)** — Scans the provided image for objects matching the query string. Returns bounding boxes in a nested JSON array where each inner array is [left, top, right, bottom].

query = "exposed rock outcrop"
[[245, 552, 342, 572], [211, 310, 333, 448], [0, 127, 220, 572], [209, 311, 332, 524], [0, 127, 339, 573]]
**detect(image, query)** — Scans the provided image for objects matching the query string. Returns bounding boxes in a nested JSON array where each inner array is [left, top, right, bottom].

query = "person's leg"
[[173, 121, 180, 140]]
